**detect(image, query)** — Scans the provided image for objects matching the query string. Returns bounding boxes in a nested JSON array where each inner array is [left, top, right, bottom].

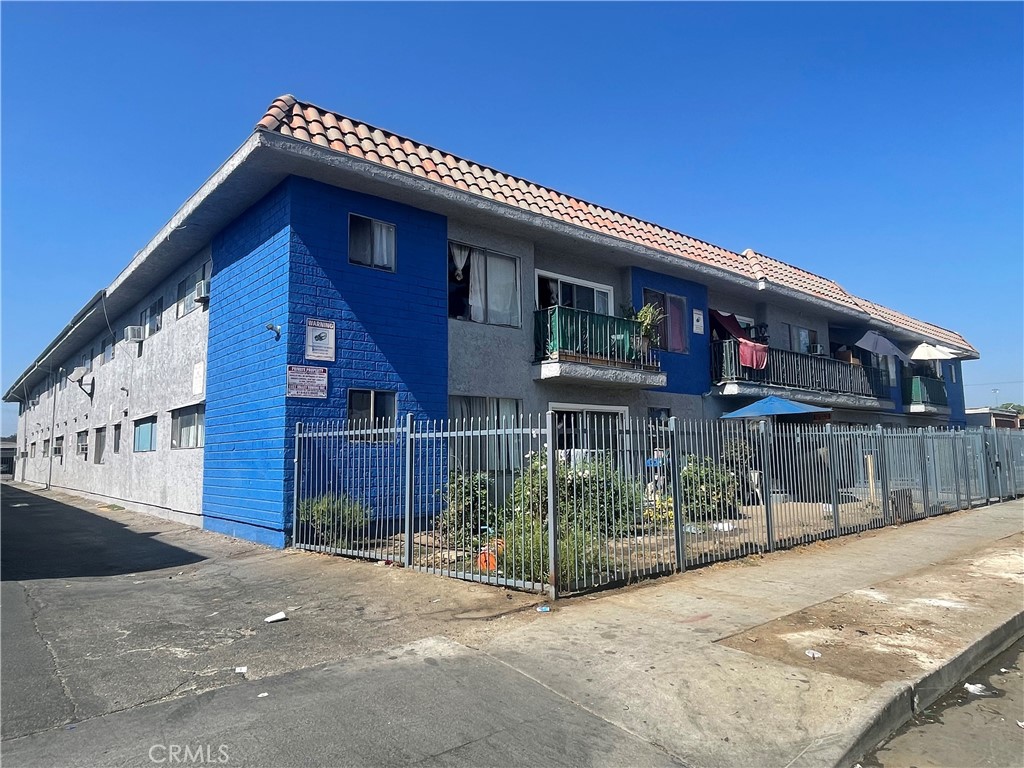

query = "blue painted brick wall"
[[631, 267, 710, 396], [203, 182, 293, 547], [285, 177, 448, 527]]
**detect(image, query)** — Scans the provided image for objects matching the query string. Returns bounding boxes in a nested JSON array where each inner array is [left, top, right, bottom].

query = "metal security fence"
[[293, 416, 1024, 597]]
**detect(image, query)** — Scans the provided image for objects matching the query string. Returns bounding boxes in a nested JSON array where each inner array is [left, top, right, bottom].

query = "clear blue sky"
[[2, 2, 1022, 433]]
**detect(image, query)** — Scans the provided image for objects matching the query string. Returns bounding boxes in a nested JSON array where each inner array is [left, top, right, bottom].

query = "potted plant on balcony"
[[634, 303, 666, 358]]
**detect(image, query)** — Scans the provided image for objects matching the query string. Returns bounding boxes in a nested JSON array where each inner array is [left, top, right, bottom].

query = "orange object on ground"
[[477, 551, 498, 572]]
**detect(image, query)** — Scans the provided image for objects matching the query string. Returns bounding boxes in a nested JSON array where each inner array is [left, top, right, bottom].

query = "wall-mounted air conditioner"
[[124, 326, 145, 343], [19, 451, 28, 458], [809, 344, 826, 356], [195, 280, 211, 303], [52, 446, 63, 457]]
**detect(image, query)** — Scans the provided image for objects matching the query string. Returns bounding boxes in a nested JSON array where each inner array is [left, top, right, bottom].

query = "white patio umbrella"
[[910, 342, 956, 361], [854, 331, 911, 364]]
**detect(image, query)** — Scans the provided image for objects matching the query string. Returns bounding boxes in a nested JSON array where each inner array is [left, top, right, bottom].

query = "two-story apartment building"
[[4, 94, 977, 547]]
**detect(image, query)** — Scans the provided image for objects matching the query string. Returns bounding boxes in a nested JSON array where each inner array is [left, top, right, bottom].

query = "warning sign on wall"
[[286, 365, 328, 399], [305, 318, 336, 362]]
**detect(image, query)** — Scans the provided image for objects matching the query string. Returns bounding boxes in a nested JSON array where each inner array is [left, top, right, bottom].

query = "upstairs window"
[[788, 325, 818, 355], [176, 262, 211, 318], [42, 439, 50, 457], [140, 298, 163, 339], [54, 436, 64, 457], [102, 336, 115, 365], [538, 272, 611, 315], [642, 289, 688, 353], [30, 443, 36, 458], [81, 348, 94, 374], [171, 405, 205, 449], [94, 427, 106, 464], [133, 416, 157, 452], [448, 243, 521, 326], [349, 214, 396, 272], [76, 430, 89, 460], [113, 424, 122, 454]]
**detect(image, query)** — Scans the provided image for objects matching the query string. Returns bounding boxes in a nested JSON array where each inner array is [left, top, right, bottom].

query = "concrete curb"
[[836, 609, 1024, 768]]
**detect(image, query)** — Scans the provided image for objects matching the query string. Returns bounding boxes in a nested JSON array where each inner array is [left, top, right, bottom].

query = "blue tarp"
[[721, 396, 832, 419]]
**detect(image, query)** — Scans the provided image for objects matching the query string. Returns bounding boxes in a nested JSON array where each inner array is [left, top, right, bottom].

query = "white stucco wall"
[[16, 247, 211, 525]]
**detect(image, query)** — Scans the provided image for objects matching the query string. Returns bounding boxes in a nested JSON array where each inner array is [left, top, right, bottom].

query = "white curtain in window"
[[493, 398, 523, 470], [449, 243, 470, 281], [372, 221, 395, 269], [486, 254, 519, 326], [469, 248, 486, 323]]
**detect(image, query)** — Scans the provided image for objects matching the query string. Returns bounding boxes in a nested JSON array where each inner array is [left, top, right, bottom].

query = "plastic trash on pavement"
[[805, 649, 822, 660], [264, 611, 287, 623], [963, 682, 990, 696], [536, 605, 552, 613]]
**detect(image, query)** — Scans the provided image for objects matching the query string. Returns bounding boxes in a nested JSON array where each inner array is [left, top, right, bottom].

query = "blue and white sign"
[[305, 318, 336, 362]]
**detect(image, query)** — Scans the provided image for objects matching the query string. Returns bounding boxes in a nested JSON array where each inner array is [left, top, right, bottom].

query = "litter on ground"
[[264, 612, 287, 623], [963, 682, 990, 696], [805, 649, 822, 660], [235, 666, 247, 674]]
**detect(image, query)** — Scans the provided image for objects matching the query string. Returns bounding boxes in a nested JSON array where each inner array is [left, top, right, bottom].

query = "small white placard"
[[286, 365, 328, 399], [305, 318, 336, 362], [692, 309, 705, 335], [192, 361, 205, 395]]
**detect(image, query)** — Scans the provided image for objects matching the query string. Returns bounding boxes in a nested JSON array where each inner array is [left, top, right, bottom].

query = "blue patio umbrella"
[[720, 396, 831, 419]]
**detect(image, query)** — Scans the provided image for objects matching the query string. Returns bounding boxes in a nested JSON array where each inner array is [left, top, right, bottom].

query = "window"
[[76, 430, 89, 460], [113, 423, 122, 454], [177, 262, 211, 318], [94, 427, 106, 464], [102, 336, 115, 365], [140, 298, 163, 339], [59, 363, 69, 390], [448, 396, 524, 470], [81, 348, 94, 374], [642, 289, 688, 353], [54, 436, 64, 457], [30, 443, 36, 458], [42, 439, 50, 457], [788, 325, 818, 355], [537, 272, 611, 315], [349, 214, 396, 271], [648, 407, 672, 423], [347, 389, 397, 436], [448, 243, 521, 326], [133, 416, 157, 452], [171, 405, 205, 449]]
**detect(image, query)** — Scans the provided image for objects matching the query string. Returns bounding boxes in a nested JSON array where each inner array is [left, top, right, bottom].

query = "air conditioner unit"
[[76, 444, 88, 455], [809, 344, 826, 356], [19, 451, 28, 458], [52, 446, 63, 457], [124, 325, 145, 343], [195, 280, 211, 303]]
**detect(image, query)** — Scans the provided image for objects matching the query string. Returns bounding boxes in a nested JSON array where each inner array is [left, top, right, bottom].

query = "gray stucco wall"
[[17, 247, 210, 524]]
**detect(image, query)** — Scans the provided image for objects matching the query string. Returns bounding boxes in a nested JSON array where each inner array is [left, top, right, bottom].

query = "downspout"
[[46, 366, 61, 490]]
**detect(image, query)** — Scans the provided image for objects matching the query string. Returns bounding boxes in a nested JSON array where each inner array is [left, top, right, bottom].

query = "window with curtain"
[[176, 262, 212, 318], [447, 242, 521, 326], [140, 298, 163, 339], [94, 427, 106, 464], [171, 405, 205, 449], [349, 214, 396, 271], [789, 325, 818, 355], [642, 289, 688, 353], [448, 395, 524, 470]]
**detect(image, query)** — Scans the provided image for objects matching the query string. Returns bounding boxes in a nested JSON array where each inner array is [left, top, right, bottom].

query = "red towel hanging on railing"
[[710, 310, 769, 370]]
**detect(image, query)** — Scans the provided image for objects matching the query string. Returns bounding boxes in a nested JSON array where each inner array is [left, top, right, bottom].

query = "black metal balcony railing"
[[903, 375, 949, 407], [712, 338, 890, 399], [534, 306, 661, 371]]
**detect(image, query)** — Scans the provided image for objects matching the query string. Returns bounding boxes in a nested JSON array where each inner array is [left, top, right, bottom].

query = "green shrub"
[[498, 509, 603, 587], [297, 492, 370, 548], [678, 456, 738, 521], [435, 469, 495, 548]]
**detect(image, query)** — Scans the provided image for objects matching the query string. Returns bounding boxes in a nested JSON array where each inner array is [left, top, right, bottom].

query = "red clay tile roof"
[[256, 94, 976, 355]]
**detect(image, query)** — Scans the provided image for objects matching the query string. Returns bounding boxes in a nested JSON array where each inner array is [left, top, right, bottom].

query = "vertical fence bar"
[[292, 422, 302, 548], [545, 410, 559, 600], [760, 420, 775, 551], [826, 424, 842, 537], [917, 428, 932, 516], [668, 416, 685, 571], [876, 426, 891, 526], [403, 413, 415, 567]]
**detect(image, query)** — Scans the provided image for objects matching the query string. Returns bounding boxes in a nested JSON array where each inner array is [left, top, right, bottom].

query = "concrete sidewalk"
[[482, 500, 1024, 767], [2, 483, 1021, 767]]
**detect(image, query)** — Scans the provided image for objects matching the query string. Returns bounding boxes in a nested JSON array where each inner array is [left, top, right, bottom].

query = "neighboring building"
[[1, 439, 16, 479], [966, 407, 1023, 430], [3, 94, 978, 546]]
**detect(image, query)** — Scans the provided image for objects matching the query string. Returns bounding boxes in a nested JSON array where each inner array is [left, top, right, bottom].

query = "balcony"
[[712, 338, 894, 408], [533, 306, 667, 387], [903, 375, 949, 414]]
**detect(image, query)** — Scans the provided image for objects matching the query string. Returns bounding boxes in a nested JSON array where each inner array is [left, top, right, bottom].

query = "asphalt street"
[[0, 484, 680, 767]]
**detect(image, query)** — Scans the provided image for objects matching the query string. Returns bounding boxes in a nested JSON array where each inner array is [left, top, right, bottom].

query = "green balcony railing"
[[903, 375, 948, 407], [534, 306, 661, 371]]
